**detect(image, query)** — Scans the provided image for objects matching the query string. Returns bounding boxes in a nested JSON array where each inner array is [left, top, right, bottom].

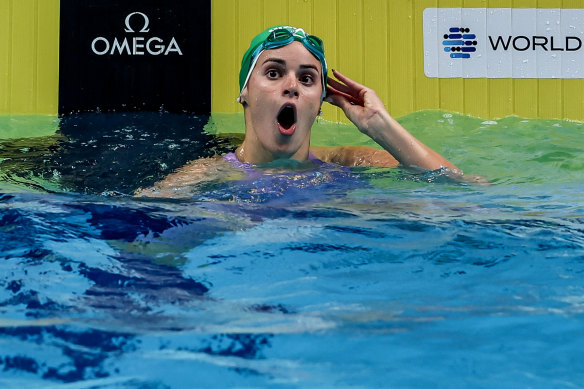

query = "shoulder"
[[134, 154, 244, 198], [310, 145, 399, 167]]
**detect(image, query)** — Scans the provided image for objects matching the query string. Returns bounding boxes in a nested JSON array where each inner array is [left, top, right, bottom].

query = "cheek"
[[250, 85, 279, 106], [304, 95, 322, 117], [305, 87, 323, 108]]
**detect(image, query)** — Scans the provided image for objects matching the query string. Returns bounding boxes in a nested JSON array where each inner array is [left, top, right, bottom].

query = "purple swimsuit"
[[217, 152, 357, 204], [222, 152, 325, 179]]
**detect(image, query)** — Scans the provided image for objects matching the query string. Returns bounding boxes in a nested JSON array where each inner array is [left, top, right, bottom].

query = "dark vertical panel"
[[59, 0, 211, 114]]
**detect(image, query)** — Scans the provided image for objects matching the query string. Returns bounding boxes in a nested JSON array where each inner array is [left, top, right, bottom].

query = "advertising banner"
[[59, 0, 210, 113], [424, 8, 584, 79]]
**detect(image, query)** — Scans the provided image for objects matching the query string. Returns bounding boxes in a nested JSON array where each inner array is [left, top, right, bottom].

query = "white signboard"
[[423, 8, 584, 78]]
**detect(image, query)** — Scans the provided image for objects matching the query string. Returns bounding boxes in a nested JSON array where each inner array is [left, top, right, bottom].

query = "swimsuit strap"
[[222, 152, 262, 179], [308, 152, 324, 165]]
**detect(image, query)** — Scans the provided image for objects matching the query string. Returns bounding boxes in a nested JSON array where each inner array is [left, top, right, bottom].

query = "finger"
[[326, 94, 356, 114], [329, 71, 366, 105], [331, 69, 367, 91], [325, 87, 358, 110], [327, 86, 363, 106], [324, 93, 343, 108], [327, 77, 354, 97], [325, 86, 347, 106]]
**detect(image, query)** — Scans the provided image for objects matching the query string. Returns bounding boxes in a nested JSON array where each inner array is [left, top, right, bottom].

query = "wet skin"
[[133, 38, 477, 199], [236, 42, 323, 164]]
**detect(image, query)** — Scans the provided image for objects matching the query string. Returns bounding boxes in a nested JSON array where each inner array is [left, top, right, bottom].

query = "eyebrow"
[[262, 58, 286, 66], [300, 64, 320, 72], [262, 58, 320, 72]]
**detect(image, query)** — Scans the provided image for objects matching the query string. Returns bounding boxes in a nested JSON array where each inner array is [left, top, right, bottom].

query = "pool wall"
[[0, 0, 60, 115], [211, 0, 584, 123], [2, 0, 584, 122]]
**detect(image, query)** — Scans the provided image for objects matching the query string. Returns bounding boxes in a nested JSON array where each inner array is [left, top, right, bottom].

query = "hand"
[[325, 69, 459, 172], [325, 69, 389, 136]]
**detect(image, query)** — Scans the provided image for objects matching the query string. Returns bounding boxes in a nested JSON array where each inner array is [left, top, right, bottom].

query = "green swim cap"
[[238, 25, 328, 101]]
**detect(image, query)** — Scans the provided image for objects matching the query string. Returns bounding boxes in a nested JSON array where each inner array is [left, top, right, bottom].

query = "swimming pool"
[[1, 111, 583, 388]]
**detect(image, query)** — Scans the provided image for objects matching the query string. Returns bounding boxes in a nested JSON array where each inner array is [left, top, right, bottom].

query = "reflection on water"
[[0, 111, 583, 387], [0, 112, 241, 194]]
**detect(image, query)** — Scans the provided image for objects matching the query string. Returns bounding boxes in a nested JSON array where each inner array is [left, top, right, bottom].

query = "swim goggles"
[[238, 26, 328, 101]]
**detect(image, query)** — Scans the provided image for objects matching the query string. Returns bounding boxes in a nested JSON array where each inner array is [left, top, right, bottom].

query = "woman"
[[137, 25, 460, 198]]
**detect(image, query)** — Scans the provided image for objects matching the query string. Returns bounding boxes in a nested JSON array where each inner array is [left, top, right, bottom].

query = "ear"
[[238, 86, 249, 106]]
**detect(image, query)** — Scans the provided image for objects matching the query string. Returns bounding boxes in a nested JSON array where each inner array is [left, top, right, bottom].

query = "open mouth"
[[277, 104, 297, 136]]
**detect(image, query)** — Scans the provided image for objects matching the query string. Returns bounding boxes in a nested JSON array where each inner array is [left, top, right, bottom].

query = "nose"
[[283, 73, 298, 98]]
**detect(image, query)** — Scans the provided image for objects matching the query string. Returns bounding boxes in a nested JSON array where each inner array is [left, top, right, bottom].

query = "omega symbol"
[[124, 12, 150, 33]]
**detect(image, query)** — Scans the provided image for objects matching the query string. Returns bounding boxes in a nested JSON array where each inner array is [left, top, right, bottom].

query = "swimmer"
[[137, 25, 462, 198]]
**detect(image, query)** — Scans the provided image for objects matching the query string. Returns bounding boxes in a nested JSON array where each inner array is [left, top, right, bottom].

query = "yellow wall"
[[0, 0, 60, 115], [2, 0, 583, 120], [211, 0, 584, 122]]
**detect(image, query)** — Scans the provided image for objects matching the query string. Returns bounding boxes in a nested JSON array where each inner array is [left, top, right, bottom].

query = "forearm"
[[364, 111, 459, 171], [327, 70, 459, 171]]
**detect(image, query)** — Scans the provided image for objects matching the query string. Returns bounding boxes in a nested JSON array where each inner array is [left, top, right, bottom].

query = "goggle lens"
[[269, 29, 293, 41], [305, 35, 324, 53], [263, 28, 324, 58]]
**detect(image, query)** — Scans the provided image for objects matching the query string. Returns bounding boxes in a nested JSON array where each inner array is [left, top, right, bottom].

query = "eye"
[[266, 69, 281, 79], [299, 74, 315, 85]]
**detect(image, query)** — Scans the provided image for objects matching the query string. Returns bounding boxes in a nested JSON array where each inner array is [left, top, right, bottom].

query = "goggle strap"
[[239, 47, 264, 97]]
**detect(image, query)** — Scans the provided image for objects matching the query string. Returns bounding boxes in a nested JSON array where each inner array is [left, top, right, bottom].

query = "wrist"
[[361, 109, 392, 139]]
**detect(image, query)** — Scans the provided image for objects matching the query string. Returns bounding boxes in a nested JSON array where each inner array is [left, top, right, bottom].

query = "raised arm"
[[325, 70, 459, 172]]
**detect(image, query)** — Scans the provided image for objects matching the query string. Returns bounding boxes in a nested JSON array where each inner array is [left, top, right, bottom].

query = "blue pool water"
[[0, 111, 583, 388]]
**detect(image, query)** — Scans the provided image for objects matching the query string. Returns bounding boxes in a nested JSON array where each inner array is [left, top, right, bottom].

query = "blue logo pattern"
[[443, 27, 477, 59]]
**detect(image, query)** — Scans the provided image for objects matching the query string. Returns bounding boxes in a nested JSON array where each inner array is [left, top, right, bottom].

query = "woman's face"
[[240, 41, 323, 163]]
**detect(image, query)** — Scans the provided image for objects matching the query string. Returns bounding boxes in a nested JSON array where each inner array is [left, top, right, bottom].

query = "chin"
[[265, 137, 300, 158], [270, 143, 298, 159]]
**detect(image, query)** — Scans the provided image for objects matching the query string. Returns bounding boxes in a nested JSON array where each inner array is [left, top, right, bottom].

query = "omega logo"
[[124, 12, 150, 33], [91, 11, 183, 56]]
